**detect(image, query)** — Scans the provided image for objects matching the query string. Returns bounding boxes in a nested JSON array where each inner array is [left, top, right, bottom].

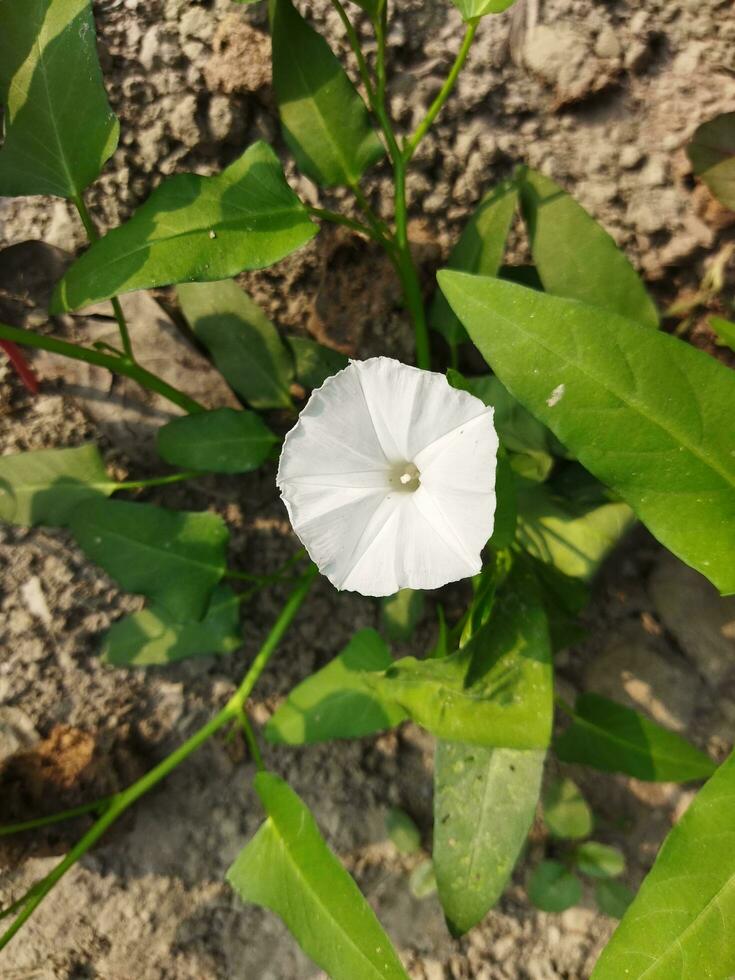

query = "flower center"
[[390, 461, 421, 493]]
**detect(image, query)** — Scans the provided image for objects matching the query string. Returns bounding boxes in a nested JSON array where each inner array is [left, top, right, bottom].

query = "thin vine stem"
[[0, 320, 204, 415], [113, 470, 201, 492], [0, 566, 317, 952], [72, 194, 135, 362], [329, 0, 375, 107], [0, 797, 113, 838], [308, 206, 380, 242], [403, 19, 479, 162]]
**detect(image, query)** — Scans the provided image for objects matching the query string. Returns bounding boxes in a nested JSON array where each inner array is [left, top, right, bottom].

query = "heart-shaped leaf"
[[157, 408, 278, 473], [687, 112, 735, 211]]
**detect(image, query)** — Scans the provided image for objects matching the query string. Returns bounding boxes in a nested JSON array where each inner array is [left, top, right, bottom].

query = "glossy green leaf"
[[431, 180, 518, 346], [521, 554, 588, 651], [156, 408, 278, 474], [265, 629, 407, 745], [595, 879, 634, 920], [0, 0, 118, 198], [575, 842, 625, 880], [288, 336, 349, 389], [434, 741, 544, 935], [555, 693, 717, 783], [178, 280, 294, 409], [517, 168, 658, 328], [369, 569, 553, 749], [687, 112, 735, 210], [227, 772, 409, 980], [0, 444, 113, 526], [489, 453, 518, 548], [381, 589, 425, 642], [100, 586, 241, 666], [438, 273, 735, 595], [543, 777, 593, 840], [516, 480, 634, 581], [386, 808, 421, 855], [592, 748, 735, 979], [711, 315, 735, 354], [270, 0, 383, 187], [52, 142, 317, 311], [451, 0, 517, 21], [70, 498, 228, 621], [528, 861, 582, 913]]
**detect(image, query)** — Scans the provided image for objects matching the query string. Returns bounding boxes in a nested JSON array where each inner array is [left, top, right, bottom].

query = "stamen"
[[391, 461, 421, 492]]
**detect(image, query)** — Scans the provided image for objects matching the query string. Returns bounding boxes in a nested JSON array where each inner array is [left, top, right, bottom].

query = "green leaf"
[[100, 585, 241, 666], [0, 0, 118, 198], [381, 589, 425, 642], [0, 444, 114, 526], [516, 479, 634, 581], [592, 748, 735, 979], [451, 0, 518, 21], [178, 279, 294, 409], [227, 772, 409, 980], [70, 498, 228, 621], [408, 860, 437, 900], [521, 554, 589, 651], [369, 567, 553, 749], [269, 0, 383, 187], [52, 142, 317, 311], [288, 335, 348, 389], [156, 408, 278, 474], [430, 180, 518, 346], [555, 693, 717, 783], [434, 741, 544, 935], [687, 112, 735, 211], [575, 842, 625, 880], [489, 453, 518, 549], [711, 315, 735, 354], [528, 861, 582, 913], [543, 777, 593, 840], [517, 168, 658, 328], [595, 879, 634, 920], [437, 273, 735, 595], [265, 629, 407, 745], [385, 808, 421, 855]]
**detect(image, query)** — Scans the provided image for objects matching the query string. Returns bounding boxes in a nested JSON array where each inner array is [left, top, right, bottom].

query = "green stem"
[[0, 320, 204, 415], [0, 567, 316, 952], [329, 0, 376, 107], [403, 20, 478, 162], [0, 797, 113, 838], [113, 471, 201, 492], [72, 194, 135, 362], [308, 206, 379, 242], [237, 709, 265, 772]]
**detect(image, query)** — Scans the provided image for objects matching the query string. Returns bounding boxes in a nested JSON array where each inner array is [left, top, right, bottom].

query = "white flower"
[[277, 357, 498, 597]]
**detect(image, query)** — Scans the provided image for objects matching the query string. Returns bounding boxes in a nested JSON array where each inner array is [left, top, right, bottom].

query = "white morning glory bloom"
[[277, 357, 498, 597]]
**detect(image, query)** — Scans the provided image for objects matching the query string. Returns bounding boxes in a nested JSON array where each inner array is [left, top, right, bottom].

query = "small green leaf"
[[451, 0, 517, 21], [434, 742, 544, 935], [52, 142, 317, 311], [381, 589, 425, 642], [178, 279, 294, 410], [528, 861, 582, 913], [517, 168, 658, 328], [227, 772, 410, 980], [488, 453, 518, 548], [595, 879, 634, 920], [369, 567, 553, 749], [592, 749, 735, 979], [409, 860, 437, 900], [288, 336, 349, 389], [270, 0, 383, 187], [386, 808, 421, 855], [687, 112, 735, 211], [555, 693, 717, 783], [437, 273, 735, 595], [711, 315, 735, 354], [157, 408, 278, 474], [575, 842, 625, 880], [431, 180, 518, 346], [0, 444, 114, 526], [543, 777, 593, 840], [265, 629, 407, 745], [100, 586, 241, 666], [0, 0, 119, 198], [516, 479, 634, 582], [70, 498, 228, 621]]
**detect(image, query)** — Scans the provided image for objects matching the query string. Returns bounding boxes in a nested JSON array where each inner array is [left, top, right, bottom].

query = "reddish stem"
[[0, 340, 40, 395]]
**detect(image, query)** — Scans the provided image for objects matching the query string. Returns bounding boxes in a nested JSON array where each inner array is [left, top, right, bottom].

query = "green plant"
[[1, 0, 734, 976]]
